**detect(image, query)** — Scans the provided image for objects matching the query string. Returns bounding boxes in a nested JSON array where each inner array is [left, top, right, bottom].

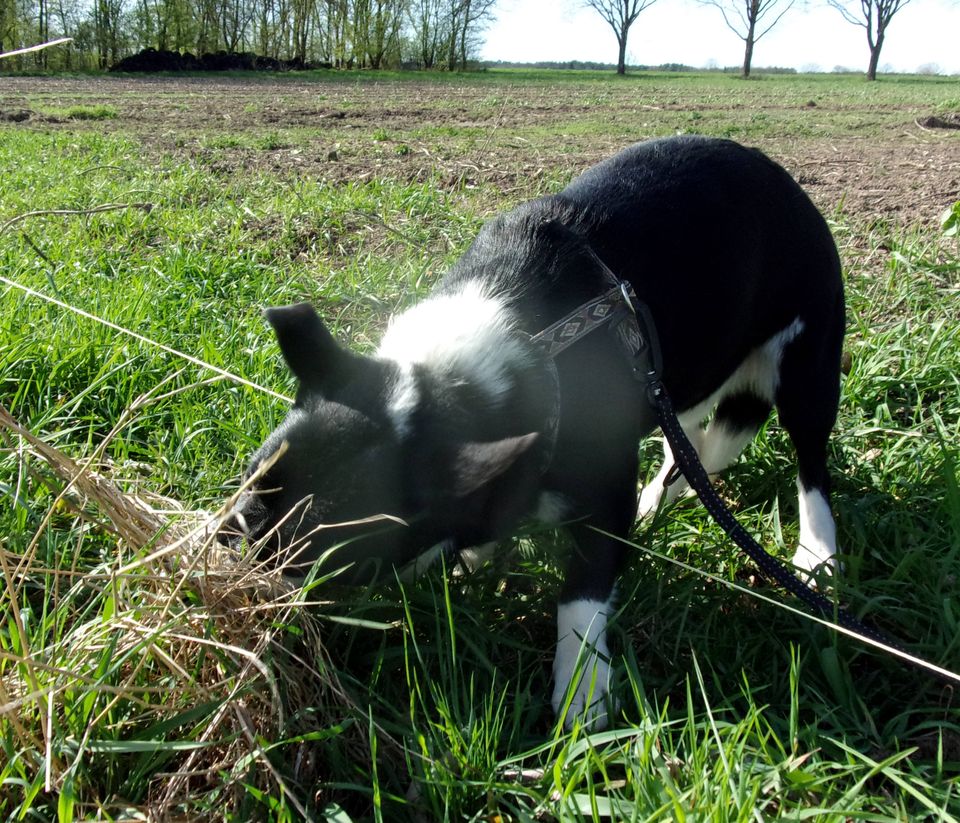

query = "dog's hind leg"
[[637, 391, 771, 518], [698, 391, 774, 476], [636, 412, 705, 517], [775, 314, 843, 577]]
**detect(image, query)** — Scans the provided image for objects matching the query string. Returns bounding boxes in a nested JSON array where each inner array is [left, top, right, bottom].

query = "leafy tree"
[[406, 0, 495, 71], [0, 0, 23, 54], [455, 0, 496, 70], [407, 0, 445, 67], [51, 0, 85, 65], [93, 0, 127, 66], [37, 0, 48, 64], [355, 0, 404, 68], [0, 0, 499, 69]]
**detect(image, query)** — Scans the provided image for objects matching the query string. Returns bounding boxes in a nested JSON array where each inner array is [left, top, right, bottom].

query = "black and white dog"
[[222, 135, 844, 728]]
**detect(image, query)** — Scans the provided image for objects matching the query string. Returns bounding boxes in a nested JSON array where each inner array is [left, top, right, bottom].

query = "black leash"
[[534, 274, 911, 658], [647, 380, 897, 645], [617, 282, 912, 652]]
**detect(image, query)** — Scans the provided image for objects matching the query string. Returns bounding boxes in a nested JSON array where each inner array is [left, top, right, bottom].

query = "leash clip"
[[663, 463, 684, 488], [615, 279, 664, 393]]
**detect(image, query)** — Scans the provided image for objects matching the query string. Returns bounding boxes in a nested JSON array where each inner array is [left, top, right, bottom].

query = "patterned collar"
[[528, 273, 657, 477]]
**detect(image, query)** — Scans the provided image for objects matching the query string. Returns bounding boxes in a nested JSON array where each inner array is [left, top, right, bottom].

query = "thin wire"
[[594, 527, 960, 685], [0, 274, 293, 404]]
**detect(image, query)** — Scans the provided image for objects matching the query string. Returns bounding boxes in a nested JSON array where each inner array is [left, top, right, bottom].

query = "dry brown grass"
[[0, 394, 368, 817]]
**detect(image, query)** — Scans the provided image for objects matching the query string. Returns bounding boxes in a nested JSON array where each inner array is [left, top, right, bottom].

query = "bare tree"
[[828, 0, 913, 80], [702, 0, 793, 77], [583, 0, 659, 75]]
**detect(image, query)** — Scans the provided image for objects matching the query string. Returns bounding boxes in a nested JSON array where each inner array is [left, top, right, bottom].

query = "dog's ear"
[[264, 303, 357, 395], [447, 432, 542, 538], [451, 433, 539, 498]]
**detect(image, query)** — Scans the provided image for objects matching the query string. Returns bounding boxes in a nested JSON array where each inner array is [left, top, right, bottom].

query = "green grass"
[[35, 104, 119, 121], [1, 72, 959, 821]]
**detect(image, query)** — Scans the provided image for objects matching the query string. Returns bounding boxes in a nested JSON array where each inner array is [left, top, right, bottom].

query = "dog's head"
[[219, 303, 541, 581]]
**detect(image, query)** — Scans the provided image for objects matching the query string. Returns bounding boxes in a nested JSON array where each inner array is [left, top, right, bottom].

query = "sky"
[[480, 0, 960, 75]]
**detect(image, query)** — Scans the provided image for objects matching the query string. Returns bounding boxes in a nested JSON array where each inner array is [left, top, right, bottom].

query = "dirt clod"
[[0, 109, 31, 122], [917, 113, 960, 130]]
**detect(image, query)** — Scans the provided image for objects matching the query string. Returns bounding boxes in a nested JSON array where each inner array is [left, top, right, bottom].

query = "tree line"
[[0, 0, 496, 70], [0, 0, 925, 80]]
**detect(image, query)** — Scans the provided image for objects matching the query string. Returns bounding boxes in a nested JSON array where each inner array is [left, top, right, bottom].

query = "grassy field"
[[1, 69, 959, 820]]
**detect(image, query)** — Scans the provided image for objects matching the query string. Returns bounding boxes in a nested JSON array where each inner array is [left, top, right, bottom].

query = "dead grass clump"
[[0, 400, 361, 818]]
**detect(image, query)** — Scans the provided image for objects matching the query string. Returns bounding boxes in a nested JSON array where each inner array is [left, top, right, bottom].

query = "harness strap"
[[624, 300, 913, 657]]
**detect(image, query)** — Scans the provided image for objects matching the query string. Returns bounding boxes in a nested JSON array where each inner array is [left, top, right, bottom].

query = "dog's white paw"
[[638, 479, 700, 519], [636, 483, 666, 519], [790, 542, 840, 587], [794, 485, 840, 586], [552, 648, 611, 731], [552, 599, 614, 730], [457, 541, 497, 573]]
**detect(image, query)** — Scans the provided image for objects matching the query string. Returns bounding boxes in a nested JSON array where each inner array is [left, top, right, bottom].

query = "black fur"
[[221, 135, 844, 724]]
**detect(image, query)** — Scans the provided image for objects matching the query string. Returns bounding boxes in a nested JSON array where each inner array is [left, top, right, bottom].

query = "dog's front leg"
[[552, 511, 631, 731]]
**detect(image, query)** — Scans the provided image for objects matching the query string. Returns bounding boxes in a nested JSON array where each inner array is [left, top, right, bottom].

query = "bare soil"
[[2, 74, 959, 228]]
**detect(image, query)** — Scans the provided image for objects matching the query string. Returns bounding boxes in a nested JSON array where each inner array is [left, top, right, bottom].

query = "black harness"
[[531, 270, 907, 658]]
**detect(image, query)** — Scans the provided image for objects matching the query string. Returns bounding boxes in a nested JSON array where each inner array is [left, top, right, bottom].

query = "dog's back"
[[560, 136, 843, 407], [443, 135, 843, 413]]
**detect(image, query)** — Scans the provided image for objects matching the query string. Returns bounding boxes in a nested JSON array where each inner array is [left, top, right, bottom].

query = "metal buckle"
[[620, 280, 637, 315]]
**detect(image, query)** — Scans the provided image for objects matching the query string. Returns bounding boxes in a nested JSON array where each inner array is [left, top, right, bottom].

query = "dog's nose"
[[215, 510, 249, 548]]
